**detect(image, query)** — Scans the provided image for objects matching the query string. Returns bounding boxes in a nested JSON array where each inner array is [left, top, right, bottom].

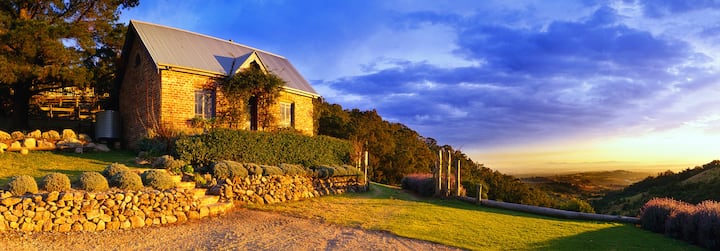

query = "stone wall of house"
[[118, 36, 162, 149], [272, 91, 316, 135], [0, 189, 209, 232], [159, 69, 220, 131], [213, 175, 363, 204]]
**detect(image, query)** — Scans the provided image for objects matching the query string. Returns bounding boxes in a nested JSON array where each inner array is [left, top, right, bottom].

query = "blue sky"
[[121, 0, 720, 174]]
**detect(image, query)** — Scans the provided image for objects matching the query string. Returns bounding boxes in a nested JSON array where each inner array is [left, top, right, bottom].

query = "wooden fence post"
[[437, 149, 442, 195], [364, 150, 369, 190], [446, 149, 451, 197], [456, 160, 461, 197], [477, 184, 482, 204]]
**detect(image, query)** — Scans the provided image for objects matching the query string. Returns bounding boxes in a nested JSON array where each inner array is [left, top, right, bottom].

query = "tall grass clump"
[[401, 173, 435, 197], [640, 197, 720, 249], [640, 198, 682, 234]]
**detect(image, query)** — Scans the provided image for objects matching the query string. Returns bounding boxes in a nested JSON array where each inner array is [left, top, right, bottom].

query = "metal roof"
[[129, 20, 318, 96]]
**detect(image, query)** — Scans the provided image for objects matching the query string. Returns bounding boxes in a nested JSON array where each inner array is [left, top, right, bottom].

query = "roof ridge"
[[129, 19, 287, 59]]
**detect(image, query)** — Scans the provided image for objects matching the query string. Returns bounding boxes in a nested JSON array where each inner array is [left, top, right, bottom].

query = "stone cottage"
[[117, 20, 320, 148]]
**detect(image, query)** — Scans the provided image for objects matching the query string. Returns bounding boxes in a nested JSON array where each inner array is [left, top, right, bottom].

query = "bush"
[[262, 165, 284, 176], [279, 163, 306, 176], [141, 170, 175, 190], [41, 173, 71, 192], [175, 128, 351, 167], [401, 173, 435, 197], [78, 172, 109, 192], [110, 171, 143, 190], [211, 160, 248, 180], [8, 175, 38, 196], [244, 163, 263, 176], [665, 202, 697, 242], [102, 163, 130, 178], [640, 198, 683, 234], [559, 198, 596, 213]]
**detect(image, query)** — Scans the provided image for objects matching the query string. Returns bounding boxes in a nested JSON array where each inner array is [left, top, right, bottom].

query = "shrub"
[[696, 200, 720, 249], [78, 172, 109, 192], [175, 128, 351, 167], [211, 160, 248, 180], [141, 170, 175, 190], [244, 163, 263, 176], [41, 173, 71, 192], [181, 165, 194, 174], [152, 155, 174, 168], [559, 198, 596, 213], [110, 171, 143, 190], [262, 165, 284, 176], [279, 163, 306, 176], [8, 175, 38, 196], [102, 163, 130, 178], [401, 173, 435, 197]]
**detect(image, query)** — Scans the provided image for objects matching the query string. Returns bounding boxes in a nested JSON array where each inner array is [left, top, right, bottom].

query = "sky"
[[120, 0, 720, 174]]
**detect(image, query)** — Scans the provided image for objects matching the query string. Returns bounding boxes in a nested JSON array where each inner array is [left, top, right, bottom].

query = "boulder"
[[94, 144, 110, 152], [41, 130, 61, 141], [10, 141, 21, 149], [0, 130, 11, 140], [26, 130, 41, 139], [23, 138, 37, 149], [78, 133, 92, 142], [10, 131, 24, 140], [37, 140, 55, 149], [61, 129, 77, 141]]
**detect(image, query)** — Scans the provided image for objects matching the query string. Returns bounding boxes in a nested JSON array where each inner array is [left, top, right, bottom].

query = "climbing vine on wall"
[[219, 64, 284, 130]]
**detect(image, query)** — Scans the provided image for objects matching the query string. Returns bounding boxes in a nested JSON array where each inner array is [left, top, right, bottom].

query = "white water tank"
[[95, 110, 121, 139]]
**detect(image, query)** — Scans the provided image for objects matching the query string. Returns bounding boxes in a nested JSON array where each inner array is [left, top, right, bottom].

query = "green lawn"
[[250, 183, 700, 251], [0, 150, 141, 185]]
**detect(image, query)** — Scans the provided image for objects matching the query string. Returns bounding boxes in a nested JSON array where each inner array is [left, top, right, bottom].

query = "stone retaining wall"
[[0, 175, 364, 233], [0, 189, 208, 233], [213, 175, 363, 204]]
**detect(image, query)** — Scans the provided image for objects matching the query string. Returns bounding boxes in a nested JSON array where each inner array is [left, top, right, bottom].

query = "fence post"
[[446, 149, 451, 197], [364, 150, 369, 191], [437, 149, 442, 195], [456, 160, 461, 197], [477, 184, 482, 204]]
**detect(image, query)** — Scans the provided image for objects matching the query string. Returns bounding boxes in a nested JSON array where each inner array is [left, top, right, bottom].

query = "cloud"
[[320, 5, 720, 149], [639, 0, 720, 18]]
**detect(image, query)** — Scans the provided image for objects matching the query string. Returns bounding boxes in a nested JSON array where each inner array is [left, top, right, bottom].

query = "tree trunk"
[[10, 83, 31, 130]]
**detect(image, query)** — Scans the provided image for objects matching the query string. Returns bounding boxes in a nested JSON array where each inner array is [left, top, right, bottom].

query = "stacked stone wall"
[[214, 175, 362, 205], [0, 189, 210, 233]]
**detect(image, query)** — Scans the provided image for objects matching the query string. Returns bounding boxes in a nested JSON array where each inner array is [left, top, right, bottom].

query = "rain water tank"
[[95, 110, 121, 139]]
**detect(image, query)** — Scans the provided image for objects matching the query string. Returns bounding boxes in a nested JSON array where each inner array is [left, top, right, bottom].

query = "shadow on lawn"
[[532, 225, 701, 251]]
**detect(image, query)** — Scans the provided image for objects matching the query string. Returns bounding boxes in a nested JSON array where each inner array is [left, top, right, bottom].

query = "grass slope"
[[0, 151, 140, 185], [251, 183, 697, 250]]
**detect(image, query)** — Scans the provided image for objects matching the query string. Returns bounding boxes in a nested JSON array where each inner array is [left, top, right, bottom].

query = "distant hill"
[[521, 170, 652, 199], [593, 160, 720, 216]]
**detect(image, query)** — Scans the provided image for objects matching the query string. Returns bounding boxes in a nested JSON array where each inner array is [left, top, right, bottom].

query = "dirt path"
[[0, 208, 460, 251]]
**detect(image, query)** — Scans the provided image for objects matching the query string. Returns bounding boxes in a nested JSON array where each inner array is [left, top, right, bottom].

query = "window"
[[279, 102, 294, 128], [195, 90, 215, 118]]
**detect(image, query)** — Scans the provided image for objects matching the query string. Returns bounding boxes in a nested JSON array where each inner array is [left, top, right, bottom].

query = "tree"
[[0, 0, 138, 129], [219, 64, 284, 130]]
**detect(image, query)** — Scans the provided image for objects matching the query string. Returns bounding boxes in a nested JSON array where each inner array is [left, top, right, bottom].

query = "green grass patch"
[[0, 151, 141, 185], [250, 183, 699, 251]]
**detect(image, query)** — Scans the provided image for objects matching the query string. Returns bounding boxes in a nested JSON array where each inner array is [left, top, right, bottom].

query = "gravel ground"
[[0, 208, 460, 251]]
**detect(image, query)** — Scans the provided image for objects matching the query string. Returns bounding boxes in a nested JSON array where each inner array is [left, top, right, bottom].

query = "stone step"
[[170, 175, 182, 184], [207, 202, 234, 216], [197, 195, 219, 207], [176, 181, 196, 189], [191, 188, 207, 199]]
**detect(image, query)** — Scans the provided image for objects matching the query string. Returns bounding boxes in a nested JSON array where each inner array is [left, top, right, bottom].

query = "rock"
[[10, 141, 21, 149], [86, 210, 101, 220], [61, 129, 77, 141], [26, 130, 41, 139], [0, 130, 11, 140], [94, 143, 110, 152], [22, 138, 36, 149], [46, 191, 60, 202], [78, 133, 92, 142], [20, 148, 29, 155], [83, 221, 96, 231], [56, 139, 82, 149], [129, 215, 145, 228], [71, 222, 83, 231], [0, 142, 7, 150], [19, 222, 35, 232], [58, 223, 71, 232], [10, 131, 24, 140], [59, 192, 74, 201], [2, 197, 21, 207], [96, 220, 106, 231], [41, 130, 61, 141], [99, 214, 112, 223], [74, 147, 83, 154], [121, 220, 131, 229], [37, 140, 55, 149]]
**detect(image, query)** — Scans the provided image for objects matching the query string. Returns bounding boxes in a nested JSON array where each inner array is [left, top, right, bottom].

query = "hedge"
[[640, 198, 720, 249], [175, 129, 351, 167]]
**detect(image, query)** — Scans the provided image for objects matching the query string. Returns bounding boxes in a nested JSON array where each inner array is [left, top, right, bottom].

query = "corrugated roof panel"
[[130, 20, 318, 95]]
